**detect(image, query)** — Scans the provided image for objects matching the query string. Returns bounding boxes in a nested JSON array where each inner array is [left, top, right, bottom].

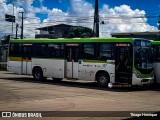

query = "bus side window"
[[99, 43, 112, 60], [47, 43, 64, 58], [83, 43, 95, 60], [10, 43, 22, 57], [33, 44, 46, 58]]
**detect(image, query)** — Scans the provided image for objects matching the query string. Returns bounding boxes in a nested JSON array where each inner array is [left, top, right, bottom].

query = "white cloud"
[[0, 0, 5, 4], [69, 0, 93, 15], [0, 3, 16, 36], [42, 0, 94, 27], [42, 8, 68, 28], [0, 0, 158, 38], [44, 1, 157, 38], [0, 0, 44, 38], [99, 4, 157, 37]]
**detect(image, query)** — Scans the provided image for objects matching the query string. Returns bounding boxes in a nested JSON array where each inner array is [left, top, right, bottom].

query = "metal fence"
[[0, 48, 7, 70], [0, 62, 7, 70]]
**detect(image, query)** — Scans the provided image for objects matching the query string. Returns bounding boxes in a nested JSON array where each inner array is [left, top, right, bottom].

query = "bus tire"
[[33, 67, 45, 81], [96, 73, 109, 87]]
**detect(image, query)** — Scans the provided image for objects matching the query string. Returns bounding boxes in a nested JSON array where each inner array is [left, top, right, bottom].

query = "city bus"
[[7, 38, 154, 87], [151, 41, 160, 84]]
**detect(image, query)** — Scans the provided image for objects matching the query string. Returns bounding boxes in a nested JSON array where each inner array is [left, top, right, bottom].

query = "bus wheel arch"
[[32, 66, 46, 81], [95, 71, 110, 87]]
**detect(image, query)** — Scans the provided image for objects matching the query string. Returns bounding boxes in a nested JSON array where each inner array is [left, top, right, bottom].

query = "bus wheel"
[[33, 67, 45, 81], [52, 78, 63, 82], [97, 73, 109, 87]]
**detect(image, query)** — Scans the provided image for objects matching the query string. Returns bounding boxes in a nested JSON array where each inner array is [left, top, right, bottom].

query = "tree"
[[67, 26, 94, 38]]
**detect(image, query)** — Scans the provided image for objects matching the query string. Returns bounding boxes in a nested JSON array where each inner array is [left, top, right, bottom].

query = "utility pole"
[[93, 0, 99, 37], [10, 0, 14, 38], [19, 11, 24, 39]]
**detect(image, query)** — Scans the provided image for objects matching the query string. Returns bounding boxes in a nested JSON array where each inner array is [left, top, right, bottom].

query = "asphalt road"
[[0, 71, 160, 120]]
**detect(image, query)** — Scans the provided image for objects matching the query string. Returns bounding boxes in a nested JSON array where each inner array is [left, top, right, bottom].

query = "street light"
[[100, 21, 105, 38]]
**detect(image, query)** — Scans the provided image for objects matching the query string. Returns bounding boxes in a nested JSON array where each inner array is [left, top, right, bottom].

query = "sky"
[[0, 0, 159, 38]]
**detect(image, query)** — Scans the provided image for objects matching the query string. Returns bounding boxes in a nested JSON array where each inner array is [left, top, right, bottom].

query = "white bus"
[[7, 38, 154, 87], [152, 41, 160, 84]]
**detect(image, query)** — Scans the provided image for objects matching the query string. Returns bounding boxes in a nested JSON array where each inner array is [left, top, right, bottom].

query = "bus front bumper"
[[132, 75, 154, 85]]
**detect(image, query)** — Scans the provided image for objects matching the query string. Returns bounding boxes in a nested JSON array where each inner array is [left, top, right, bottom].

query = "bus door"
[[65, 44, 79, 78], [22, 44, 32, 75], [115, 44, 132, 84]]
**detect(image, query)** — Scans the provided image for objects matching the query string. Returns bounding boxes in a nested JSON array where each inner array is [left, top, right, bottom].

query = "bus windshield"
[[153, 45, 160, 62], [134, 40, 153, 73]]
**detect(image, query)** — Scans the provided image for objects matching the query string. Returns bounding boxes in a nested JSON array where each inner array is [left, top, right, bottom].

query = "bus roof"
[[9, 38, 142, 43]]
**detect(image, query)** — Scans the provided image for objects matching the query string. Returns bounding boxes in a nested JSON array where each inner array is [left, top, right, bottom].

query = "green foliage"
[[67, 26, 94, 38]]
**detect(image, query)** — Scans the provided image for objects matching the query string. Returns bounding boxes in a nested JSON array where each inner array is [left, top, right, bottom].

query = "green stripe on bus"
[[9, 57, 64, 61], [32, 58, 64, 60], [10, 38, 133, 43], [83, 60, 107, 63], [82, 59, 115, 64], [151, 41, 160, 45]]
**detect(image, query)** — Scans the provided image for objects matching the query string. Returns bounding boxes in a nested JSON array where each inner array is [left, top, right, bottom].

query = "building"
[[35, 24, 74, 39], [111, 32, 160, 40]]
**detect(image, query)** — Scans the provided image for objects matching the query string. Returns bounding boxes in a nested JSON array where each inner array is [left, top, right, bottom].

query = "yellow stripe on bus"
[[9, 57, 31, 62], [9, 57, 22, 61]]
